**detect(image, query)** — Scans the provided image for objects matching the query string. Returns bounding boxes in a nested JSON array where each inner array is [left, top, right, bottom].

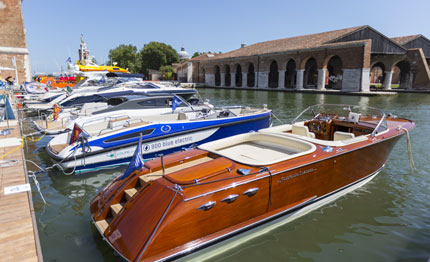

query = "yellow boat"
[[76, 61, 129, 73], [71, 34, 130, 73]]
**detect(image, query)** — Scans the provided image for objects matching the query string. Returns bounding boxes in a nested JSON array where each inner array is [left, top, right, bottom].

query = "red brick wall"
[[0, 0, 30, 83], [0, 53, 26, 82], [0, 0, 27, 48]]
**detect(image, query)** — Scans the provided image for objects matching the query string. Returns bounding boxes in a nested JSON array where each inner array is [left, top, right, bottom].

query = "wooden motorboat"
[[90, 104, 415, 261]]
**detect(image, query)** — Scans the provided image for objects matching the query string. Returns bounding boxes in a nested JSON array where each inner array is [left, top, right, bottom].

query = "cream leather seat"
[[333, 131, 355, 141], [292, 124, 315, 138]]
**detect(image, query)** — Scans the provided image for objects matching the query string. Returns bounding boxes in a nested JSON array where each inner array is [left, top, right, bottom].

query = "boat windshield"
[[292, 104, 387, 136]]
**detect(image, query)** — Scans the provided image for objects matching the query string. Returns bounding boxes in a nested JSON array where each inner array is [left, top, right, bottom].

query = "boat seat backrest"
[[177, 112, 188, 120], [333, 131, 355, 141], [292, 124, 315, 138], [348, 112, 361, 123]]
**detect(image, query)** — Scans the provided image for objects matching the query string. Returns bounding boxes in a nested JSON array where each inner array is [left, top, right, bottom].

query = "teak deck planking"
[[0, 103, 42, 261]]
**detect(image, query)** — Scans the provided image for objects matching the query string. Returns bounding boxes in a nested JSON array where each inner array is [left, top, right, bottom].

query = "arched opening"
[[392, 61, 411, 89], [326, 56, 343, 90], [304, 58, 317, 88], [225, 65, 231, 87], [268, 61, 278, 88], [214, 66, 220, 86], [201, 68, 205, 83], [370, 62, 385, 89], [247, 63, 255, 87], [285, 59, 296, 88], [235, 64, 242, 87]]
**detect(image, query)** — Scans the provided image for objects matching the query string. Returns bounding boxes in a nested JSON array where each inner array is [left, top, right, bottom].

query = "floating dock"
[[0, 91, 42, 261]]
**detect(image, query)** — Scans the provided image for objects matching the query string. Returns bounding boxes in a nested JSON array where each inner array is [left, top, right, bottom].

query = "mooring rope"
[[0, 114, 54, 160], [401, 127, 416, 172], [28, 170, 47, 204]]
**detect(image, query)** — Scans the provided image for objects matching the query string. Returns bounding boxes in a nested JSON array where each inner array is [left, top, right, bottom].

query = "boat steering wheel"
[[308, 113, 338, 135]]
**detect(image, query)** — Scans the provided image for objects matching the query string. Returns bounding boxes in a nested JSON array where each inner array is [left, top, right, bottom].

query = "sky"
[[22, 0, 430, 74]]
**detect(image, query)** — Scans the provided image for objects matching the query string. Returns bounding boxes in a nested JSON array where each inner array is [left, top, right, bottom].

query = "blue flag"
[[66, 57, 72, 63], [98, 76, 106, 84], [120, 139, 145, 180], [172, 95, 182, 111]]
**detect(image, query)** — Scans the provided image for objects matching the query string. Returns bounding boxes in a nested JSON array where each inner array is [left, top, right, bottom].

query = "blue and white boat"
[[46, 106, 272, 173]]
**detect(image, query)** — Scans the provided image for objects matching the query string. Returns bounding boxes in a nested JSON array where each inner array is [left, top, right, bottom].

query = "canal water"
[[25, 89, 430, 261]]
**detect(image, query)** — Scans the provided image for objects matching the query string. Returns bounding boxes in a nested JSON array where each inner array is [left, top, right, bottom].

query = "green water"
[[26, 89, 430, 261]]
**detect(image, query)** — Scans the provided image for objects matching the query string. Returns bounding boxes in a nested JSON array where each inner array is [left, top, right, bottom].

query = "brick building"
[[0, 0, 31, 83], [190, 26, 430, 91]]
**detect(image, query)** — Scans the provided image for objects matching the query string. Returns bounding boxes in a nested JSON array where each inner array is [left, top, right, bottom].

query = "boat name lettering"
[[277, 168, 316, 184], [142, 136, 194, 152]]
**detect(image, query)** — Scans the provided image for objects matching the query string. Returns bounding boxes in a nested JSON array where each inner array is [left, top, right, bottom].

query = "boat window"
[[104, 128, 155, 143], [133, 83, 160, 89], [59, 96, 106, 107], [137, 98, 172, 108]]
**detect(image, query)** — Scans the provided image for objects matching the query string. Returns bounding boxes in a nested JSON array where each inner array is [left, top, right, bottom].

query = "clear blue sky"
[[22, 0, 430, 74]]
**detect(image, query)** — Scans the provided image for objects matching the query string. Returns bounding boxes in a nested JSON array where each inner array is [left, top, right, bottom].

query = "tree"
[[159, 65, 174, 80], [108, 44, 138, 73], [192, 52, 203, 58], [138, 42, 179, 75]]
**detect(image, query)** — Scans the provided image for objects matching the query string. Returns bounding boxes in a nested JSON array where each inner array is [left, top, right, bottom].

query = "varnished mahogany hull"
[[90, 118, 414, 261]]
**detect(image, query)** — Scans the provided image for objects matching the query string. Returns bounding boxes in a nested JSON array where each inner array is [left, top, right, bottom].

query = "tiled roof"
[[391, 35, 422, 45], [204, 25, 367, 60], [189, 52, 221, 61]]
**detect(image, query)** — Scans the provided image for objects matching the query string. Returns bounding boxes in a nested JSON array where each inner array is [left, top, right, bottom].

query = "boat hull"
[[179, 168, 381, 262], [92, 129, 406, 261], [89, 110, 415, 261], [143, 134, 402, 261], [48, 112, 272, 173]]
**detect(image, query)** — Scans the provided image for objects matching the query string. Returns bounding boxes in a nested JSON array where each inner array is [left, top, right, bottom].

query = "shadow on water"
[[24, 90, 430, 261]]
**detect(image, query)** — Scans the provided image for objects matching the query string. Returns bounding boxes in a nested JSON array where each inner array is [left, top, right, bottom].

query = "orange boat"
[[90, 104, 415, 261], [37, 76, 76, 89]]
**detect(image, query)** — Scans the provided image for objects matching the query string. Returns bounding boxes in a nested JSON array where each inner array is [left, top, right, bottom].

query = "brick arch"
[[224, 64, 231, 86], [299, 56, 317, 70], [303, 57, 318, 87], [391, 60, 411, 89], [370, 62, 386, 86], [214, 65, 221, 86], [325, 55, 343, 89], [370, 60, 387, 69], [268, 60, 279, 88], [234, 63, 243, 87], [284, 59, 297, 88], [280, 57, 297, 69], [322, 54, 342, 69], [390, 58, 411, 72], [246, 62, 255, 87]]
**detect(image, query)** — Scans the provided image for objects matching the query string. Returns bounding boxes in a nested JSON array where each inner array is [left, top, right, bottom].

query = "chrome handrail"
[[371, 113, 386, 137], [291, 104, 387, 135], [81, 114, 129, 128]]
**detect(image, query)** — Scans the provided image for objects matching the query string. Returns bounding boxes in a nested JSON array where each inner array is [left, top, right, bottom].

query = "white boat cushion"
[[333, 131, 355, 141], [292, 124, 315, 138]]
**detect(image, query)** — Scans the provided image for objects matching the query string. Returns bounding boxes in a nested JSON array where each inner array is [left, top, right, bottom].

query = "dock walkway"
[[0, 92, 42, 261]]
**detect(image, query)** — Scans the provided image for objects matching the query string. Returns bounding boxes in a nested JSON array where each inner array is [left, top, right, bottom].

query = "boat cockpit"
[[261, 104, 389, 146]]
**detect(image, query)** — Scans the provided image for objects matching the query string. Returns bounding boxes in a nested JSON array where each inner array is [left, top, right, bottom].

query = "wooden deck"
[[0, 96, 42, 261]]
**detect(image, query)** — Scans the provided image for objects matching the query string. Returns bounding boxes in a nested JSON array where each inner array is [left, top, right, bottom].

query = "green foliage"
[[138, 42, 179, 75], [108, 44, 138, 73], [192, 52, 203, 58], [159, 65, 174, 80]]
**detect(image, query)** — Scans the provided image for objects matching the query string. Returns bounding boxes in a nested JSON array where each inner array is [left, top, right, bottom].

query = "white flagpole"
[[12, 56, 19, 84]]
